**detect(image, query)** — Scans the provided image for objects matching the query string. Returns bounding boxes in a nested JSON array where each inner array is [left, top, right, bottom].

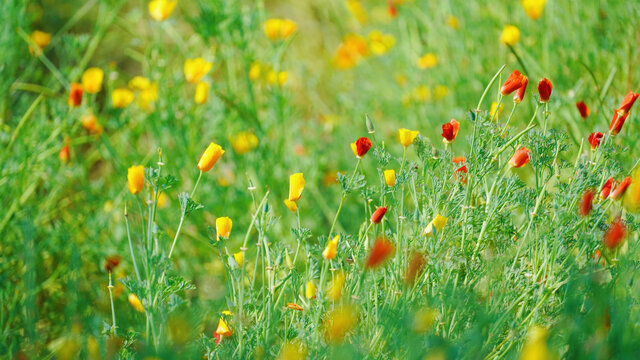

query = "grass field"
[[3, 0, 640, 358]]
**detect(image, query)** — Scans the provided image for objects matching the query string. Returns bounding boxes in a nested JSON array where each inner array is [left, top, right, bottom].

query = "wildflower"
[[286, 303, 304, 311], [398, 128, 419, 147], [323, 304, 357, 343], [29, 30, 51, 55], [368, 30, 395, 55], [249, 62, 261, 81], [405, 252, 426, 284], [194, 82, 209, 104], [266, 70, 288, 86], [576, 101, 590, 119], [231, 131, 259, 154], [306, 281, 317, 299], [600, 177, 614, 200], [611, 177, 631, 200], [588, 132, 604, 150], [184, 57, 212, 84], [82, 68, 104, 94], [455, 164, 468, 185], [365, 238, 394, 268], [346, 0, 367, 24], [604, 217, 626, 250], [521, 0, 546, 20], [216, 217, 232, 240], [59, 138, 70, 163], [388, 0, 398, 17], [233, 251, 243, 266], [156, 192, 169, 208], [66, 83, 83, 108], [350, 137, 372, 158], [623, 169, 640, 213], [263, 18, 297, 41], [197, 142, 225, 172], [127, 165, 145, 195], [441, 119, 460, 144], [609, 112, 628, 136], [490, 101, 504, 119], [434, 85, 449, 100], [327, 271, 346, 301], [384, 169, 396, 187], [322, 235, 340, 260], [413, 85, 431, 102], [579, 189, 594, 217], [81, 113, 103, 135], [417, 53, 438, 69], [287, 173, 305, 202], [500, 25, 520, 46], [537, 78, 553, 102], [412, 307, 437, 333], [513, 77, 528, 103], [519, 325, 550, 360], [112, 88, 134, 108], [447, 15, 459, 30], [277, 341, 307, 360], [148, 0, 176, 21], [128, 294, 145, 312], [370, 206, 388, 224], [216, 311, 232, 337], [423, 214, 448, 236], [104, 255, 121, 272], [284, 199, 298, 212], [616, 90, 639, 116], [128, 76, 151, 90], [509, 147, 531, 168], [333, 34, 368, 70], [501, 70, 527, 96]]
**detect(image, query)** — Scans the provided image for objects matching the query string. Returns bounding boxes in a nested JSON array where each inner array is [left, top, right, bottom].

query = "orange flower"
[[579, 189, 594, 217], [604, 217, 626, 250], [576, 101, 590, 119], [455, 164, 468, 185], [600, 177, 613, 200], [609, 111, 629, 135], [350, 137, 372, 158], [365, 238, 394, 268], [500, 70, 527, 96], [127, 165, 145, 195], [68, 83, 83, 107], [405, 252, 426, 284], [513, 77, 528, 103], [81, 113, 103, 135], [322, 235, 340, 260], [509, 147, 531, 168], [370, 206, 388, 224], [286, 303, 304, 311], [537, 78, 552, 102], [611, 177, 631, 200], [616, 90, 639, 116], [441, 119, 459, 143], [59, 138, 70, 163], [197, 142, 225, 172], [588, 132, 604, 150]]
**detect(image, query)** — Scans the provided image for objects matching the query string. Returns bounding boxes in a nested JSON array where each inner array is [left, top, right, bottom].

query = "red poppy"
[[588, 132, 604, 149], [611, 176, 631, 200], [104, 255, 121, 272], [616, 90, 639, 116], [609, 111, 629, 135], [365, 238, 395, 268], [600, 177, 614, 200], [509, 147, 531, 168], [576, 101, 590, 119], [388, 0, 397, 17], [537, 78, 553, 102], [370, 206, 388, 224], [59, 142, 70, 163], [68, 82, 83, 107], [455, 165, 468, 185], [513, 77, 528, 103], [604, 217, 626, 249], [500, 70, 527, 96], [579, 189, 594, 217], [441, 119, 460, 143], [353, 137, 372, 158]]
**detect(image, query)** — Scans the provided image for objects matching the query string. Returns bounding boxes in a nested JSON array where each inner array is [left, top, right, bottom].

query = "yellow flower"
[[490, 101, 504, 119], [148, 0, 177, 21], [277, 341, 307, 360], [434, 85, 449, 100], [346, 0, 368, 24], [305, 281, 317, 299], [333, 34, 368, 70], [184, 57, 213, 84], [446, 15, 459, 30], [417, 53, 438, 69], [263, 18, 297, 40], [384, 169, 396, 187], [367, 30, 395, 55], [29, 30, 51, 55], [395, 73, 407, 86], [230, 131, 259, 154], [127, 165, 145, 195], [216, 217, 232, 240], [128, 294, 145, 312], [623, 168, 640, 213], [137, 83, 158, 111], [423, 214, 448, 236], [156, 192, 169, 209], [279, 19, 298, 39], [249, 62, 261, 81], [327, 271, 345, 301], [266, 70, 288, 86], [288, 173, 305, 202], [216, 313, 232, 337], [112, 88, 135, 108], [284, 199, 298, 212], [521, 0, 546, 20], [233, 251, 244, 266], [398, 128, 419, 147], [81, 113, 103, 135], [520, 325, 551, 360], [82, 68, 104, 94], [412, 307, 437, 333], [323, 304, 357, 343], [322, 235, 340, 260], [197, 142, 225, 172], [413, 85, 431, 102], [128, 76, 151, 91], [194, 82, 209, 105], [500, 25, 520, 46]]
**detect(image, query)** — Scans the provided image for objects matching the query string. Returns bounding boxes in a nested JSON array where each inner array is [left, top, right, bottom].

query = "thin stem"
[[107, 272, 117, 334], [124, 204, 142, 282]]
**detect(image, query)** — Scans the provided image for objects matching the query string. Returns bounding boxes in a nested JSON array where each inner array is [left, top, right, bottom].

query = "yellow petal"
[[288, 173, 305, 201]]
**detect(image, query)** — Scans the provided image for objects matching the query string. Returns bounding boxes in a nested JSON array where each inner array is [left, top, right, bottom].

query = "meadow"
[[3, 0, 640, 359]]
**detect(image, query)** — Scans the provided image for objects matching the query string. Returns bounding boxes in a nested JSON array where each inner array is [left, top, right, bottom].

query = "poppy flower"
[[600, 177, 614, 200], [500, 70, 527, 95], [365, 238, 395, 268], [604, 217, 626, 250], [68, 83, 83, 107], [500, 25, 520, 46], [197, 142, 225, 172], [127, 165, 145, 195], [609, 112, 629, 135], [441, 119, 460, 143], [306, 281, 317, 299], [104, 255, 122, 273], [59, 139, 70, 163], [405, 252, 426, 284], [579, 189, 594, 217], [423, 214, 448, 236], [537, 78, 552, 102], [128, 294, 145, 312], [350, 137, 372, 158], [184, 57, 213, 84], [82, 67, 104, 94], [216, 217, 233, 240], [398, 128, 419, 147], [286, 303, 304, 311], [322, 235, 340, 260], [611, 177, 631, 200], [509, 147, 531, 168], [370, 206, 388, 224], [384, 169, 396, 187], [513, 77, 528, 103], [216, 312, 233, 337], [455, 165, 468, 185], [148, 0, 177, 21], [588, 132, 604, 150], [616, 90, 639, 116], [576, 101, 590, 119]]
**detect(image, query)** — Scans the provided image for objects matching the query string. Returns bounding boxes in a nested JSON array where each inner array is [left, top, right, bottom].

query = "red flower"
[[509, 147, 531, 168], [500, 70, 527, 96], [455, 165, 468, 185], [611, 176, 631, 200], [600, 177, 613, 200], [370, 206, 388, 224], [365, 238, 395, 268], [68, 82, 83, 107], [616, 90, 639, 116], [609, 111, 629, 135], [576, 101, 590, 119], [405, 252, 426, 284], [513, 77, 528, 103], [441, 119, 460, 143], [214, 332, 221, 345], [579, 189, 594, 217], [588, 132, 604, 150], [59, 141, 70, 163], [353, 137, 372, 158], [604, 217, 626, 250], [388, 0, 398, 17], [104, 255, 121, 272], [537, 78, 553, 102]]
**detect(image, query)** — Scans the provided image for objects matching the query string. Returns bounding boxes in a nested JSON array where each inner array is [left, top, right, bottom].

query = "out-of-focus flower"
[[231, 131, 259, 155], [334, 34, 368, 70], [365, 238, 394, 268], [216, 217, 232, 240], [68, 83, 83, 108], [537, 78, 552, 102], [576, 101, 590, 119], [433, 85, 449, 100], [104, 255, 121, 273], [509, 147, 531, 168], [513, 77, 528, 103], [264, 18, 298, 40], [490, 101, 504, 119], [266, 70, 288, 86], [600, 177, 614, 200], [155, 192, 169, 209], [216, 311, 232, 337], [288, 173, 305, 202], [579, 189, 594, 217], [500, 25, 520, 46], [136, 83, 158, 111], [306, 281, 317, 299], [350, 137, 372, 158], [423, 214, 448, 236], [112, 88, 134, 108], [346, 0, 368, 24], [277, 341, 307, 360], [127, 165, 145, 195], [29, 30, 51, 55], [197, 142, 225, 172], [384, 169, 396, 187], [521, 0, 546, 20], [128, 294, 145, 312], [81, 113, 103, 135], [194, 82, 209, 104], [405, 252, 426, 284], [604, 217, 626, 250], [249, 62, 261, 81], [367, 30, 395, 55], [128, 76, 151, 90], [623, 169, 640, 213], [412, 307, 437, 333], [327, 271, 346, 301], [370, 206, 388, 224], [323, 304, 357, 343], [233, 251, 244, 266], [322, 235, 340, 260], [519, 325, 550, 360], [417, 53, 438, 69], [413, 85, 431, 102], [398, 128, 419, 147], [148, 0, 176, 21], [447, 15, 459, 30], [611, 177, 631, 200], [501, 70, 527, 96], [59, 138, 70, 163], [82, 68, 104, 94], [441, 119, 460, 144], [388, 0, 398, 18], [286, 303, 304, 311], [588, 132, 604, 150], [184, 57, 212, 84]]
